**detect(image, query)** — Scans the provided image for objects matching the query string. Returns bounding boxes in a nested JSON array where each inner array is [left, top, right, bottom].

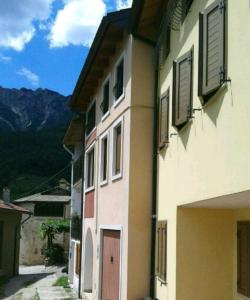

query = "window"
[[113, 58, 124, 102], [86, 146, 95, 189], [172, 49, 193, 129], [159, 89, 170, 148], [100, 79, 110, 116], [198, 0, 226, 102], [112, 120, 123, 179], [75, 243, 81, 276], [100, 133, 108, 185], [156, 220, 167, 282], [86, 102, 96, 136], [237, 222, 250, 297], [34, 203, 64, 217]]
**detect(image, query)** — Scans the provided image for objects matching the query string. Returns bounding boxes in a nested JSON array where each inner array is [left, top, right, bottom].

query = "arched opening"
[[83, 228, 93, 293]]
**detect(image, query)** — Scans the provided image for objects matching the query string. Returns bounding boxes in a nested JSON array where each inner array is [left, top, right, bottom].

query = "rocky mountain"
[[0, 87, 72, 132]]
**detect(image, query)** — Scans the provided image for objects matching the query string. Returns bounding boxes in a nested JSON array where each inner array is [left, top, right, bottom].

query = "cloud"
[[0, 0, 54, 51], [116, 0, 132, 10], [0, 54, 12, 63], [49, 0, 106, 48], [17, 67, 40, 86]]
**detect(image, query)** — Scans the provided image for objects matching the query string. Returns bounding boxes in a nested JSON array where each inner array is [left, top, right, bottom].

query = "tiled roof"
[[0, 201, 30, 214], [13, 193, 70, 203]]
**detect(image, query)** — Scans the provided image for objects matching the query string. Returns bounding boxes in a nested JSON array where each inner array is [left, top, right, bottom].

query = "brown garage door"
[[101, 230, 120, 300]]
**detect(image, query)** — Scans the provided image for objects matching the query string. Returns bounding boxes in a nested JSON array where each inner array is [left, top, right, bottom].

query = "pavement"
[[2, 265, 78, 300]]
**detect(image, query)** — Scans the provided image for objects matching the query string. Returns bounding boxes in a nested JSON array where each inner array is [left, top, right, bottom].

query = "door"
[[101, 230, 120, 300]]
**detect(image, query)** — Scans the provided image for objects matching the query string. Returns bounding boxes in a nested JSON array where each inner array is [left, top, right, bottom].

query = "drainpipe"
[[150, 49, 159, 298], [78, 112, 86, 299]]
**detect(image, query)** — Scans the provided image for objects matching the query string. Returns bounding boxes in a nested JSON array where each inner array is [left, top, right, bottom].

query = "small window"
[[86, 102, 96, 136], [75, 243, 81, 276], [100, 133, 108, 185], [172, 49, 193, 129], [237, 222, 250, 297], [112, 120, 123, 179], [159, 89, 170, 148], [86, 146, 95, 189], [100, 80, 110, 116], [198, 0, 226, 102], [34, 203, 64, 217], [114, 58, 124, 101], [156, 220, 167, 282]]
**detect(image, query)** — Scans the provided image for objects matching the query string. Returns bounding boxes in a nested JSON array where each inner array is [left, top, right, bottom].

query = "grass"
[[53, 276, 69, 288]]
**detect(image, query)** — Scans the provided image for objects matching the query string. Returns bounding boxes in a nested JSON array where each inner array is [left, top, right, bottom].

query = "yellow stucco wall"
[[157, 0, 250, 299]]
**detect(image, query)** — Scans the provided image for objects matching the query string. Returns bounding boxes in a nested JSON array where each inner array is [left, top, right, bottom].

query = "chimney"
[[3, 187, 10, 203]]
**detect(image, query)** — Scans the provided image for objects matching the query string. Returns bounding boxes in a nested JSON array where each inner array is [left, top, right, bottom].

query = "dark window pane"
[[86, 102, 96, 135], [102, 137, 108, 181], [87, 148, 95, 188], [115, 59, 124, 100], [101, 81, 109, 115], [115, 125, 121, 175], [34, 203, 64, 217]]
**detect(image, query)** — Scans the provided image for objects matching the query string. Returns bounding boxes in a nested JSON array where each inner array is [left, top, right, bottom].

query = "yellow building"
[[132, 0, 250, 299]]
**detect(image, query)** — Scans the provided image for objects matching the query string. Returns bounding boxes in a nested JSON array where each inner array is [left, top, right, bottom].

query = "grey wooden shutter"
[[202, 0, 225, 96], [159, 89, 170, 148], [237, 222, 250, 297], [198, 13, 204, 98], [156, 221, 167, 282], [172, 49, 193, 129]]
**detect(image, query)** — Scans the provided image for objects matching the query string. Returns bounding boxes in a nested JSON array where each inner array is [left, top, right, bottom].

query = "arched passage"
[[84, 228, 93, 292]]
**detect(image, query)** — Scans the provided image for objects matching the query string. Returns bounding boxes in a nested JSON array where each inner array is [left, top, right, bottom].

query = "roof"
[[0, 201, 30, 214], [70, 9, 131, 111], [14, 193, 70, 204], [63, 116, 84, 146]]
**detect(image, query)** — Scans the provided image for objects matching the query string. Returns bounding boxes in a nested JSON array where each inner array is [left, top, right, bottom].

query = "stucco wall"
[[0, 209, 21, 276]]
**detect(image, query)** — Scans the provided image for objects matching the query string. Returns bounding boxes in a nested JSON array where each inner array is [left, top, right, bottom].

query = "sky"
[[0, 0, 132, 96]]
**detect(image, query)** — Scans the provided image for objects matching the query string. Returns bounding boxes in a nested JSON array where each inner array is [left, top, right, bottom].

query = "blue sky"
[[0, 0, 132, 96]]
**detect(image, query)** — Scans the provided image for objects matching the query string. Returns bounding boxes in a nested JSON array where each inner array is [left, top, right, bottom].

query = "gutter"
[[150, 49, 159, 298], [78, 112, 86, 299]]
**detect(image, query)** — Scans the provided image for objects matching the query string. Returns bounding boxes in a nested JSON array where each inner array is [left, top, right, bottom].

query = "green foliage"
[[42, 244, 65, 265], [53, 276, 69, 288], [0, 126, 71, 200]]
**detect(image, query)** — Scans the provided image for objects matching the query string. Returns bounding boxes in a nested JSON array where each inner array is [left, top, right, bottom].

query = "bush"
[[42, 243, 65, 265]]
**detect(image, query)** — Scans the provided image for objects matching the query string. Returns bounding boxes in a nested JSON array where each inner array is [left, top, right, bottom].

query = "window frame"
[[99, 130, 109, 187], [101, 75, 111, 122], [86, 100, 96, 138], [85, 142, 95, 192], [156, 220, 167, 283], [113, 54, 125, 108], [111, 117, 124, 181]]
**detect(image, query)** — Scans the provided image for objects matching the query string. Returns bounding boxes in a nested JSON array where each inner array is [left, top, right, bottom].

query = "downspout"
[[78, 112, 86, 299], [150, 48, 159, 298]]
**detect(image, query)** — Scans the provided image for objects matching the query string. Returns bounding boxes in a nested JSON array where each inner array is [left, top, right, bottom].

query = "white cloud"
[[0, 0, 54, 51], [49, 0, 106, 48], [0, 54, 12, 63], [116, 0, 132, 10], [17, 67, 40, 86]]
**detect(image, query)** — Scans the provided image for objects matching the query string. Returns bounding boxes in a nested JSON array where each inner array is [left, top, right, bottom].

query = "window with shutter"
[[112, 118, 123, 180], [159, 89, 170, 148], [100, 80, 110, 116], [198, 0, 226, 101], [172, 49, 193, 129], [114, 58, 124, 101], [156, 220, 167, 282], [100, 133, 109, 185], [237, 222, 250, 297], [86, 102, 96, 135], [86, 146, 95, 189]]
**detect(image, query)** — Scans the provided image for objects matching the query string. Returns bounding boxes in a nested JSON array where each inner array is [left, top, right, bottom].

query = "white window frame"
[[111, 116, 124, 181], [113, 53, 125, 108], [101, 75, 111, 122], [86, 99, 97, 139], [99, 130, 109, 186], [85, 142, 95, 193]]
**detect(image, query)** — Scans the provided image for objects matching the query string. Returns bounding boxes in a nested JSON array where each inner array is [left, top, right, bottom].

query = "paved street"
[[2, 265, 77, 300]]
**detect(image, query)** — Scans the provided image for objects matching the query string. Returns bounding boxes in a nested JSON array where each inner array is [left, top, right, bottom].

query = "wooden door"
[[101, 230, 120, 300]]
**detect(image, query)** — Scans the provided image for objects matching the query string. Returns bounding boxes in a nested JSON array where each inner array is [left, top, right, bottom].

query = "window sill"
[[101, 111, 110, 122], [113, 92, 125, 108], [100, 180, 108, 187], [85, 186, 95, 194], [112, 172, 122, 182]]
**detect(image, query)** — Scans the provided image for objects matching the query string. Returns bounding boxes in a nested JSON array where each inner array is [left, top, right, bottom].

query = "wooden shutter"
[[201, 0, 225, 97], [156, 221, 167, 282], [237, 222, 250, 297], [75, 243, 81, 276], [172, 49, 193, 129], [159, 89, 170, 148]]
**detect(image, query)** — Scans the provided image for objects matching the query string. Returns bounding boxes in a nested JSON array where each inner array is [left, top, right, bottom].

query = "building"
[[132, 0, 250, 300], [0, 188, 30, 276], [14, 180, 70, 265], [66, 8, 154, 300], [63, 116, 83, 291]]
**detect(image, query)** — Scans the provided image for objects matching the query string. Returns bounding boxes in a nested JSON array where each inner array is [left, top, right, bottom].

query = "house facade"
[[132, 0, 250, 300], [14, 180, 70, 265], [67, 8, 154, 300]]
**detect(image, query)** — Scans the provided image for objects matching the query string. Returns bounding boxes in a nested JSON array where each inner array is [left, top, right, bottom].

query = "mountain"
[[0, 87, 73, 200], [0, 87, 72, 132]]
